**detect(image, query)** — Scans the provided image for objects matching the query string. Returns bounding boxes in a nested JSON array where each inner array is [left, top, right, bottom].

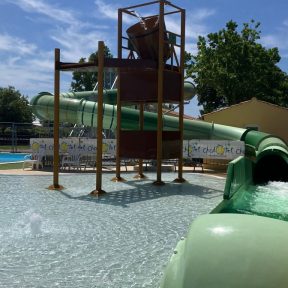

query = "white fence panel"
[[31, 138, 244, 160]]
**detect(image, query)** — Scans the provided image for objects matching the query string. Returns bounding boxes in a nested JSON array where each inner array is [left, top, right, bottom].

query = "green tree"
[[0, 86, 33, 123], [70, 46, 114, 91], [187, 20, 288, 114]]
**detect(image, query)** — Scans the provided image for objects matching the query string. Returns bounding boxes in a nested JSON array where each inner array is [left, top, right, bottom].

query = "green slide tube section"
[[160, 214, 288, 288], [31, 88, 288, 184], [158, 114, 288, 287], [161, 155, 288, 288], [57, 81, 196, 104], [30, 89, 288, 183], [30, 90, 247, 140]]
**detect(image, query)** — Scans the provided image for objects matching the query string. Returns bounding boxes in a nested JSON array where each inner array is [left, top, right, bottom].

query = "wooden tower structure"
[[49, 0, 186, 192], [115, 0, 186, 184]]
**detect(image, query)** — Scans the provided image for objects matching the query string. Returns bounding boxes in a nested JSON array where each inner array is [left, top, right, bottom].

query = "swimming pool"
[[0, 172, 225, 288], [0, 152, 29, 163]]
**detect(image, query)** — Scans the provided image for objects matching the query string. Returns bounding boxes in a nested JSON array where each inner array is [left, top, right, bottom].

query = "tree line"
[[1, 19, 288, 124], [186, 20, 288, 114]]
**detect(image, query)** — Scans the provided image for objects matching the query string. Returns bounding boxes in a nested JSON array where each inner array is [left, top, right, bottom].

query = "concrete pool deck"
[[0, 165, 227, 178]]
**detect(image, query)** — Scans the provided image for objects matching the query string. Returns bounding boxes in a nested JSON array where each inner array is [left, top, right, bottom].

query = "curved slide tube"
[[31, 88, 288, 181], [31, 89, 288, 183], [160, 213, 288, 288], [31, 89, 248, 141]]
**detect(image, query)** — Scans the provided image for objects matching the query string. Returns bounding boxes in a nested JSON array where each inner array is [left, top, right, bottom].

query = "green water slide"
[[160, 213, 288, 288], [160, 133, 288, 288], [31, 85, 248, 141], [157, 111, 288, 287], [31, 88, 288, 288], [30, 86, 288, 181], [30, 13, 288, 287], [31, 87, 288, 184]]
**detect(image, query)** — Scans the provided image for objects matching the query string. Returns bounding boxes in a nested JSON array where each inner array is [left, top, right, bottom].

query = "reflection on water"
[[0, 173, 224, 288]]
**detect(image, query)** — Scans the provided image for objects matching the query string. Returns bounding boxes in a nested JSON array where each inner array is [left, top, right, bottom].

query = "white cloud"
[[4, 0, 114, 60], [0, 0, 217, 98], [5, 0, 78, 26], [94, 0, 134, 24], [5, 0, 116, 59], [163, 8, 215, 40], [261, 20, 288, 57], [255, 20, 288, 65], [185, 43, 198, 56], [93, 1, 214, 46], [0, 52, 72, 97], [0, 36, 73, 97], [262, 35, 288, 61], [0, 0, 117, 97], [261, 35, 282, 49], [0, 34, 37, 55], [191, 8, 215, 22], [0, 57, 53, 95], [186, 8, 216, 39], [50, 25, 115, 62], [163, 7, 215, 56], [94, 0, 118, 21]]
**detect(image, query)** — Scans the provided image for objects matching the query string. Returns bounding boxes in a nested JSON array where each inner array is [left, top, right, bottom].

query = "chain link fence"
[[0, 122, 115, 152]]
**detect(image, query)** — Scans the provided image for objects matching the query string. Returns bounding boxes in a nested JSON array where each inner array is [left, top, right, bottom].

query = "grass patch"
[[0, 162, 23, 170]]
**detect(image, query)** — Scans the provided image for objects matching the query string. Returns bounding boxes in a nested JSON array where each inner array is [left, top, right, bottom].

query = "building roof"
[[203, 97, 288, 116]]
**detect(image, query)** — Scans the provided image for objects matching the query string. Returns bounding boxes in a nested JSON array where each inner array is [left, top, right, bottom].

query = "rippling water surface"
[[229, 181, 288, 220], [0, 173, 224, 288]]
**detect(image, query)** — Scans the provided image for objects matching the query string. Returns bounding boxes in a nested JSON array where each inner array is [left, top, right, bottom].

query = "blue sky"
[[0, 0, 288, 116]]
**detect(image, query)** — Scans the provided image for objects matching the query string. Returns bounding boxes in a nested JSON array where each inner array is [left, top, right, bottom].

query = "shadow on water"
[[59, 179, 223, 208]]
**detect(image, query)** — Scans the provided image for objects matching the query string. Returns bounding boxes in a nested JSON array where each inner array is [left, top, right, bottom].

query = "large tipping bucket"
[[126, 16, 171, 62]]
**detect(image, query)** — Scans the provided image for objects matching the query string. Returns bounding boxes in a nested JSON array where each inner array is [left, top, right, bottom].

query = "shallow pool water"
[[0, 152, 29, 163], [0, 172, 224, 288], [222, 181, 288, 221]]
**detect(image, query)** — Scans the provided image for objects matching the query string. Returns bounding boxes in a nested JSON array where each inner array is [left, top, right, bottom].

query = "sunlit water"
[[222, 182, 288, 221], [0, 173, 224, 288]]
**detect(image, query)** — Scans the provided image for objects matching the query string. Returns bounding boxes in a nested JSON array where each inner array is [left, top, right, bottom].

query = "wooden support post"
[[174, 8, 186, 183], [91, 41, 106, 196], [134, 103, 147, 179], [112, 8, 125, 182], [49, 48, 63, 190], [153, 1, 165, 186]]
